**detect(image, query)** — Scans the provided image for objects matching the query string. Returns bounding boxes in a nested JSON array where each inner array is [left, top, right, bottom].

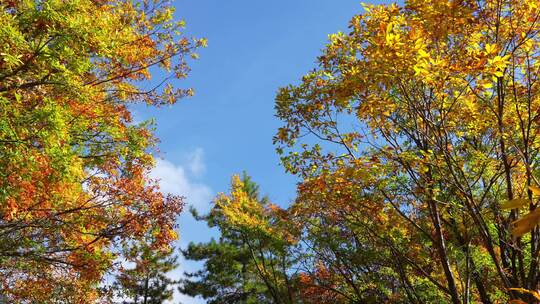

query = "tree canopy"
[[3, 0, 540, 303], [0, 0, 204, 301], [273, 0, 540, 302], [181, 173, 299, 304], [182, 0, 540, 303]]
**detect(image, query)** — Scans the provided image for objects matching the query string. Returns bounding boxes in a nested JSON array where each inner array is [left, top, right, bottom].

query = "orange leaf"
[[508, 288, 540, 301], [511, 209, 540, 238]]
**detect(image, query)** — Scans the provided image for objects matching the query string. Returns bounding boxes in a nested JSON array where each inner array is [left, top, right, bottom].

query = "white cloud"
[[166, 263, 206, 304], [185, 148, 206, 177], [151, 156, 212, 211], [149, 149, 214, 303]]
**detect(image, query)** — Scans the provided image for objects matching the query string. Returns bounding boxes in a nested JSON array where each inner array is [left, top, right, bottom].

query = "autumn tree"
[[275, 0, 540, 303], [180, 173, 300, 304], [0, 0, 204, 301]]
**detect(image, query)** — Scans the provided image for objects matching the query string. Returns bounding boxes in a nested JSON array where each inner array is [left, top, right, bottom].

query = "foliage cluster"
[[0, 0, 204, 302], [3, 0, 540, 303], [183, 0, 540, 303]]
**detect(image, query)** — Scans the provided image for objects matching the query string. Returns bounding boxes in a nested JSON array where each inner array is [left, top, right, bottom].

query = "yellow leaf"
[[485, 43, 497, 55], [489, 54, 511, 77], [493, 70, 504, 78], [500, 199, 530, 210], [529, 185, 540, 195], [417, 49, 430, 59], [523, 39, 534, 53], [361, 2, 371, 12], [386, 22, 394, 34], [386, 33, 395, 45], [508, 300, 527, 304], [511, 209, 540, 238], [509, 288, 540, 301], [482, 82, 493, 89], [414, 38, 424, 50]]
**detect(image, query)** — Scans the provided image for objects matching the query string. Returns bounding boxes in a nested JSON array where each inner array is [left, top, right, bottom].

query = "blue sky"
[[135, 1, 382, 302]]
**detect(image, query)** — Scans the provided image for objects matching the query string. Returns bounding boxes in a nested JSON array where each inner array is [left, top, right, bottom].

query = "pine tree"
[[179, 173, 297, 304], [115, 242, 179, 304]]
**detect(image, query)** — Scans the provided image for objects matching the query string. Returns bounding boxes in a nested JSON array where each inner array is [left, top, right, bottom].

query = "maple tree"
[[273, 0, 540, 303], [0, 0, 204, 301]]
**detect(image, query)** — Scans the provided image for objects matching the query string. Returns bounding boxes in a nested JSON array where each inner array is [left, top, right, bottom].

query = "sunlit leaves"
[[500, 199, 530, 210], [508, 184, 540, 237], [181, 174, 299, 303], [0, 0, 199, 301], [511, 209, 540, 238], [509, 288, 540, 301], [529, 185, 540, 196], [275, 0, 540, 302], [488, 55, 511, 77]]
